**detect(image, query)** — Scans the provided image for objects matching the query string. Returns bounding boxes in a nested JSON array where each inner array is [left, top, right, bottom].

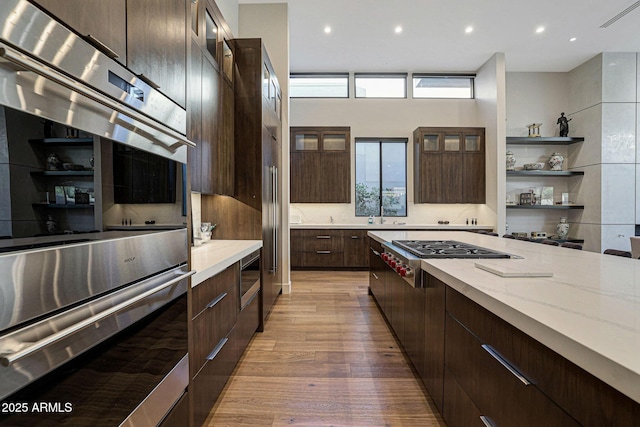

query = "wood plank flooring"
[[205, 271, 446, 426]]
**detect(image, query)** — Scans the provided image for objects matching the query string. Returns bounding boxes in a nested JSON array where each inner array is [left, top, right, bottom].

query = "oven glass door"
[[0, 293, 187, 426]]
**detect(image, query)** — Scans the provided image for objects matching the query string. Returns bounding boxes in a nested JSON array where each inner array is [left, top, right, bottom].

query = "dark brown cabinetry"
[[187, 26, 233, 196], [127, 0, 187, 109], [32, 0, 126, 64], [422, 272, 445, 411], [290, 127, 351, 203], [233, 39, 282, 325], [291, 229, 369, 269], [413, 127, 485, 204], [190, 264, 239, 427]]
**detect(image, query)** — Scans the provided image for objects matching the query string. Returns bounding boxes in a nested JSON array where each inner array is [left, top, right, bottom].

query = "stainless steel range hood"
[[0, 0, 193, 162]]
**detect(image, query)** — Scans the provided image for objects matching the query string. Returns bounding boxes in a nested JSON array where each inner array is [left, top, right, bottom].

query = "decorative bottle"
[[556, 217, 569, 240]]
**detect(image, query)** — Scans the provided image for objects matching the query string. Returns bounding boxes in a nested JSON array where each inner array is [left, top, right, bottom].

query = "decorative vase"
[[548, 152, 564, 171], [556, 217, 569, 240], [46, 153, 62, 170], [506, 151, 516, 171]]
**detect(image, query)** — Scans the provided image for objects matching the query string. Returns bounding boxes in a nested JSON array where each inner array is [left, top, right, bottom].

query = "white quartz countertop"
[[368, 230, 640, 403], [190, 240, 262, 287], [290, 223, 491, 230]]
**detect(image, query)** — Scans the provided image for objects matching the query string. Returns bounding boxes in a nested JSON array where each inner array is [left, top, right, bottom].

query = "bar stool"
[[486, 232, 499, 236], [540, 239, 560, 246], [561, 242, 582, 250], [516, 236, 532, 242], [502, 234, 515, 239], [603, 249, 632, 258]]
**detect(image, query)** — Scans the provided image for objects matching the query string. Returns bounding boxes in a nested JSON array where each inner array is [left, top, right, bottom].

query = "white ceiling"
[[239, 0, 640, 73]]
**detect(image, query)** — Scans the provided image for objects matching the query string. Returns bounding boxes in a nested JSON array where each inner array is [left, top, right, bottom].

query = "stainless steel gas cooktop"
[[391, 240, 512, 259]]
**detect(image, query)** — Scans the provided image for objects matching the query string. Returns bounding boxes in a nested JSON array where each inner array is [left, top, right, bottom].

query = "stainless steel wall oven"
[[240, 249, 261, 310], [0, 1, 194, 425]]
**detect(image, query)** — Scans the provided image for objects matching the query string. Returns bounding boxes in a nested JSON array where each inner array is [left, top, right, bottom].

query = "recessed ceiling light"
[[536, 26, 545, 33], [569, 37, 577, 42], [465, 26, 473, 34], [324, 26, 331, 34], [395, 26, 402, 33]]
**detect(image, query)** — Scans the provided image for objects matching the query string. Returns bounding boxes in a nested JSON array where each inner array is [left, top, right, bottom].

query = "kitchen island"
[[368, 230, 640, 426]]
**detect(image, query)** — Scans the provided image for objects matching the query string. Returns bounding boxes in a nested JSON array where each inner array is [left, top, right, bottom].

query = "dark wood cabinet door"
[[290, 152, 321, 202], [321, 152, 350, 203], [441, 152, 463, 203], [442, 368, 486, 427], [127, 0, 187, 108], [423, 273, 446, 412], [388, 272, 405, 344], [200, 57, 220, 195], [187, 39, 203, 193], [216, 79, 234, 196], [343, 230, 368, 268], [463, 153, 485, 203], [404, 285, 425, 377], [33, 0, 126, 64], [418, 152, 442, 203]]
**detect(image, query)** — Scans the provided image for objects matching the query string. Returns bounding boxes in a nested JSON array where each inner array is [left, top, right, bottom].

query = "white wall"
[[289, 78, 499, 227], [214, 0, 239, 37]]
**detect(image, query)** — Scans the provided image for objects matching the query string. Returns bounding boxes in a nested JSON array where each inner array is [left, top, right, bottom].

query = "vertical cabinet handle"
[[481, 344, 531, 386], [271, 166, 278, 273]]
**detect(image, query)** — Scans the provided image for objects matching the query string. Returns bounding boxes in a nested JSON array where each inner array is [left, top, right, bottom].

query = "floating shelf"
[[506, 136, 584, 145], [30, 170, 94, 176], [506, 204, 584, 210], [32, 203, 94, 209], [507, 170, 584, 177], [28, 138, 94, 145]]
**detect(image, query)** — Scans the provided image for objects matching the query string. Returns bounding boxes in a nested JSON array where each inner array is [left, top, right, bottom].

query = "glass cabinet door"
[[422, 134, 439, 152], [464, 134, 482, 152], [444, 134, 460, 151], [323, 133, 347, 151], [294, 133, 319, 151]]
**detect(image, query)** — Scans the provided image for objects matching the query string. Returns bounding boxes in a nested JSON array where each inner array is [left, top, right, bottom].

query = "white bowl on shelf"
[[523, 162, 545, 170]]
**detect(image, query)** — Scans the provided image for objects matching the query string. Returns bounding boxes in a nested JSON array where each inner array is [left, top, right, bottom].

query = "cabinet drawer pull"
[[481, 344, 531, 386], [316, 250, 331, 254], [85, 34, 119, 59], [316, 235, 331, 239], [206, 292, 228, 309], [351, 236, 359, 239], [479, 416, 497, 427], [372, 272, 379, 279], [370, 247, 381, 256], [206, 337, 228, 361], [137, 73, 161, 90]]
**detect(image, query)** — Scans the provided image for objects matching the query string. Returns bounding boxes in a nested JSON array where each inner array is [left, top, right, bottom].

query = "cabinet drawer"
[[191, 329, 237, 427], [301, 250, 343, 267], [445, 287, 640, 426], [445, 312, 579, 427], [192, 263, 239, 317], [443, 367, 485, 427]]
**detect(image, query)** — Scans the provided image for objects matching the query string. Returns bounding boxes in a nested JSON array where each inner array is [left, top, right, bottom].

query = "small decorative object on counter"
[[556, 112, 572, 137], [548, 152, 564, 171], [506, 151, 516, 171], [368, 216, 373, 224], [556, 217, 569, 240], [519, 192, 533, 205], [46, 153, 62, 170]]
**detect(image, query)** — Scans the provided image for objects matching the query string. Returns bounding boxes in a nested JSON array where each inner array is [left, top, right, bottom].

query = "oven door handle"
[[0, 44, 195, 148], [0, 270, 195, 367]]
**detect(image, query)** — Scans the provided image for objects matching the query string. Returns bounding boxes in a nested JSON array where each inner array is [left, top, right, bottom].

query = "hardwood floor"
[[204, 271, 446, 426]]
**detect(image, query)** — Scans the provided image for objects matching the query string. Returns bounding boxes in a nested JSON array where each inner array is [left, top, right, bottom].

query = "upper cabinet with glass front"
[[413, 127, 485, 204], [290, 127, 351, 203]]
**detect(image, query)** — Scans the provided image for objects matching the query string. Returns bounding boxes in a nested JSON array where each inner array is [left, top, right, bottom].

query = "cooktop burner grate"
[[391, 240, 511, 259]]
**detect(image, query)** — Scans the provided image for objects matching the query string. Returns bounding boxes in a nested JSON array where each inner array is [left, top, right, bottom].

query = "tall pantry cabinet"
[[233, 38, 283, 328]]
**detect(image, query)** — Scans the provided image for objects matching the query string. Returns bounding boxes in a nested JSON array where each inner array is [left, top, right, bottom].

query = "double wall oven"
[[0, 1, 194, 425]]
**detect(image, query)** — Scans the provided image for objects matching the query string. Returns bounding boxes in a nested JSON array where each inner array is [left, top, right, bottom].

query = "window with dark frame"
[[290, 73, 349, 98], [355, 139, 407, 217], [412, 74, 475, 99], [354, 73, 407, 98]]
